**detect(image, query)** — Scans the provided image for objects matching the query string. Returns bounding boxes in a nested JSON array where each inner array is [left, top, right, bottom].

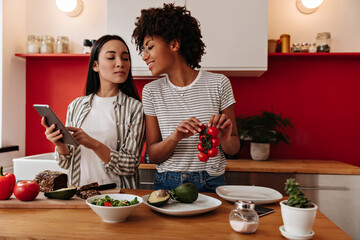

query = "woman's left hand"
[[207, 114, 232, 141], [67, 127, 96, 149]]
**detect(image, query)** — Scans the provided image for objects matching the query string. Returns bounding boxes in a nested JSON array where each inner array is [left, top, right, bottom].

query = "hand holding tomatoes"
[[197, 126, 219, 162], [13, 180, 40, 201]]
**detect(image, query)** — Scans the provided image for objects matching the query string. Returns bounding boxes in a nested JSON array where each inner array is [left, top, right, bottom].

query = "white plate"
[[142, 193, 222, 216], [279, 226, 315, 240], [216, 185, 283, 205]]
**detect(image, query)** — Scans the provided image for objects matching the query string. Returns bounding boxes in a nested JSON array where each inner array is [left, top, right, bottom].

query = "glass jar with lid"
[[291, 43, 301, 53], [229, 200, 259, 234], [56, 36, 69, 53], [309, 43, 317, 53], [27, 35, 40, 53], [40, 35, 54, 53], [316, 32, 331, 52], [300, 43, 309, 53]]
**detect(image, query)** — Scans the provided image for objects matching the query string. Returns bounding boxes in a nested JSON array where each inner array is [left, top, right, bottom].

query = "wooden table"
[[0, 189, 351, 240]]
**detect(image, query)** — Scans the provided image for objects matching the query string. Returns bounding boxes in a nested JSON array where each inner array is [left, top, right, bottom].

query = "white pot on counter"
[[250, 142, 270, 160], [280, 200, 318, 236]]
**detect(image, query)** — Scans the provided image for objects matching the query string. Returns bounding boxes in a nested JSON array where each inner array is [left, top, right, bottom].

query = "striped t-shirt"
[[142, 70, 236, 176]]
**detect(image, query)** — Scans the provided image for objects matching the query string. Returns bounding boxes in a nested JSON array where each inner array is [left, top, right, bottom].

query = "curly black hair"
[[132, 3, 206, 69]]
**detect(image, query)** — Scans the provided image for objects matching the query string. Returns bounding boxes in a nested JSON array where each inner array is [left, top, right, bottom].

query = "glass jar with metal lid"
[[27, 35, 40, 53], [300, 43, 309, 53], [291, 43, 301, 53], [40, 35, 54, 53], [316, 32, 331, 52], [56, 36, 69, 53], [229, 200, 259, 234]]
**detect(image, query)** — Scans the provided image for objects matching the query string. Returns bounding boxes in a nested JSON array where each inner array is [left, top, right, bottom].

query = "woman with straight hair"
[[41, 35, 145, 189]]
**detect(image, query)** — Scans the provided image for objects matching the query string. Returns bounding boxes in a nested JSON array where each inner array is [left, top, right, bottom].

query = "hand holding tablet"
[[34, 104, 79, 146]]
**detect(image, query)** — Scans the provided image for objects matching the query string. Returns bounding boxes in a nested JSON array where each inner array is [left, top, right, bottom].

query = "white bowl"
[[86, 194, 143, 223]]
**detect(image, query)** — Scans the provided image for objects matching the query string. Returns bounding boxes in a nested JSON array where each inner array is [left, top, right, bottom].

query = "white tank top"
[[79, 94, 120, 187]]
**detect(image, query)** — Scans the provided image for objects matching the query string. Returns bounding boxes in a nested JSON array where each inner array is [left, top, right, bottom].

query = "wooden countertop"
[[0, 189, 350, 240], [139, 159, 360, 175]]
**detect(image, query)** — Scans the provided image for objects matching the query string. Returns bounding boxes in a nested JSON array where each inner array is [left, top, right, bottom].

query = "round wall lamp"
[[296, 0, 323, 14], [56, 0, 83, 17]]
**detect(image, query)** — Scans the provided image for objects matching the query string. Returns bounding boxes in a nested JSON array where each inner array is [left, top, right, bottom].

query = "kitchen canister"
[[280, 34, 290, 53], [316, 32, 331, 52], [40, 35, 54, 53], [27, 35, 40, 53], [55, 36, 69, 53]]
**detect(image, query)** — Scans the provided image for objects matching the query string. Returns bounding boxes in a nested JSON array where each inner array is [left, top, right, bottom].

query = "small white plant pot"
[[250, 142, 270, 160], [280, 200, 318, 235]]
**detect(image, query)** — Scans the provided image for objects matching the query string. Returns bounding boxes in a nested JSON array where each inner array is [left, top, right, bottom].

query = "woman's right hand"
[[40, 117, 67, 147], [169, 117, 205, 142]]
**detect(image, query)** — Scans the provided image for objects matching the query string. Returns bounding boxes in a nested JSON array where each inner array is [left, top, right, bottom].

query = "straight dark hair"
[[85, 35, 140, 101]]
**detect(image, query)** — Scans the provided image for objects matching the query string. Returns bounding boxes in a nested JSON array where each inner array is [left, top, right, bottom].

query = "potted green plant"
[[279, 178, 317, 238], [236, 111, 293, 160]]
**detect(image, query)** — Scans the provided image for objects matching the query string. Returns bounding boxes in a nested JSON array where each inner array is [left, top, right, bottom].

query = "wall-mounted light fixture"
[[296, 0, 323, 14], [56, 0, 83, 17]]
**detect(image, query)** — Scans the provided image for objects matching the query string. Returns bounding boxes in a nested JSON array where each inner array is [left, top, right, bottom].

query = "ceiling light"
[[296, 0, 323, 14], [56, 0, 83, 17]]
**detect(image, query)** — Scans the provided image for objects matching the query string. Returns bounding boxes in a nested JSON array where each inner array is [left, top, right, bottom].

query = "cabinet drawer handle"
[[300, 186, 349, 191]]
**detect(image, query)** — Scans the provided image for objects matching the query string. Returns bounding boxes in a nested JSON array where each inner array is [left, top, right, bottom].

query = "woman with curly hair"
[[132, 4, 240, 192]]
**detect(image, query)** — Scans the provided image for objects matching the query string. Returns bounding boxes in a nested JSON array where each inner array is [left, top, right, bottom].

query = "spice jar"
[[300, 43, 309, 53], [55, 36, 69, 53], [229, 200, 259, 234], [316, 32, 331, 52], [291, 43, 300, 53], [309, 43, 317, 53], [27, 35, 40, 53], [280, 34, 290, 53], [40, 35, 54, 53], [83, 39, 91, 54]]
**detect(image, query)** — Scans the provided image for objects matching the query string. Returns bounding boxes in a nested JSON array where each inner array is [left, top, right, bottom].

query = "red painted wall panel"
[[24, 54, 360, 167]]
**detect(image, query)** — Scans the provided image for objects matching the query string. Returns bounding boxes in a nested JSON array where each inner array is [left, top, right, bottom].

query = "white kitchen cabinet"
[[295, 174, 360, 240], [107, 0, 267, 77]]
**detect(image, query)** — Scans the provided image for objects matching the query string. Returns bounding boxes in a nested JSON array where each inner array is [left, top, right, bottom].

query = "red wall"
[[24, 54, 360, 167]]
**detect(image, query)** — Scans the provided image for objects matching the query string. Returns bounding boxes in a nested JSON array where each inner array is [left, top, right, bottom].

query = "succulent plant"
[[284, 178, 313, 208]]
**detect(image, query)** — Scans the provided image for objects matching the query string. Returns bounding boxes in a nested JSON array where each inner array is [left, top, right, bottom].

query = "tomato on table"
[[13, 180, 40, 201]]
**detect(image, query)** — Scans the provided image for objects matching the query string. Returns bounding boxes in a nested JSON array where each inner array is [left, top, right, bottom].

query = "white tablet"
[[33, 104, 79, 146]]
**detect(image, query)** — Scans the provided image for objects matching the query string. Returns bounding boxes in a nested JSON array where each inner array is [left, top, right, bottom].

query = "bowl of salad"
[[86, 194, 143, 223]]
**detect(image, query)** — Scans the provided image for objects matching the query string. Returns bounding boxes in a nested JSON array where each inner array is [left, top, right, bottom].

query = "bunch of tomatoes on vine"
[[197, 125, 220, 162]]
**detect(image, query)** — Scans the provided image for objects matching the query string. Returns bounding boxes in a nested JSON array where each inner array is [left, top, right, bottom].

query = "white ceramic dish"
[[279, 225, 315, 240], [86, 194, 143, 223], [142, 193, 222, 216], [216, 185, 283, 205]]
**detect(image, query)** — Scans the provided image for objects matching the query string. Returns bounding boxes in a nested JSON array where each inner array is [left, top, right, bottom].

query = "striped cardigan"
[[54, 90, 145, 188]]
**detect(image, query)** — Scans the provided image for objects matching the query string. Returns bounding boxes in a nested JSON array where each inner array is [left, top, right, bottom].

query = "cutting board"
[[0, 189, 120, 209]]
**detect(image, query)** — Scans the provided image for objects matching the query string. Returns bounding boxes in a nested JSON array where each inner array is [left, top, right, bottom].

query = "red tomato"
[[211, 137, 220, 148], [199, 134, 206, 141], [198, 152, 209, 162], [13, 180, 40, 201], [206, 127, 218, 138], [207, 147, 219, 157], [197, 143, 205, 152], [199, 124, 207, 133], [104, 202, 113, 207]]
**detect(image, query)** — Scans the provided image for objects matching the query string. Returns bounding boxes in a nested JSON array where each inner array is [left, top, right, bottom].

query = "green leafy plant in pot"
[[236, 111, 293, 160], [280, 178, 317, 237]]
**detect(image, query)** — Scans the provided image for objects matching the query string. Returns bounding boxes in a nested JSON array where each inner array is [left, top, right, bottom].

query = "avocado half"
[[147, 190, 170, 207], [44, 187, 77, 200]]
